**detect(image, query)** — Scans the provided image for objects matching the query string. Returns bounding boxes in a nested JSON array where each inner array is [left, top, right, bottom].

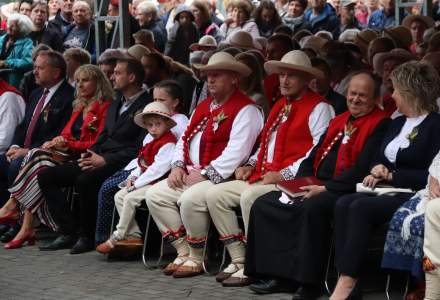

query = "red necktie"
[[24, 89, 49, 148]]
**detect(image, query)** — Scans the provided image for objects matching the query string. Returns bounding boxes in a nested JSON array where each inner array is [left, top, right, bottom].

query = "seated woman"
[[94, 80, 188, 245], [330, 61, 440, 300], [0, 64, 113, 249], [0, 13, 33, 87], [220, 0, 260, 41], [245, 71, 389, 297], [382, 150, 440, 298]]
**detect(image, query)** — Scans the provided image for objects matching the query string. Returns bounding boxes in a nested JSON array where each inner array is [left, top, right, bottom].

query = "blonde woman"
[[0, 65, 113, 249]]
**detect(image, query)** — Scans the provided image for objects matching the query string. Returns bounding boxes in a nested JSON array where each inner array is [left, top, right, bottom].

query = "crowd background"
[[1, 0, 440, 299]]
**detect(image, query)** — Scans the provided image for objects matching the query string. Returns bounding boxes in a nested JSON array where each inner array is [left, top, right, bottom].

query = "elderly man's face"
[[34, 55, 61, 87], [279, 69, 308, 99], [346, 73, 376, 118], [382, 58, 401, 91], [206, 71, 238, 102], [136, 11, 153, 27], [73, 3, 92, 26]]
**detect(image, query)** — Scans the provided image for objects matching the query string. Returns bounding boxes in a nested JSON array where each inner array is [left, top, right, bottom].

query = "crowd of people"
[[1, 0, 440, 299]]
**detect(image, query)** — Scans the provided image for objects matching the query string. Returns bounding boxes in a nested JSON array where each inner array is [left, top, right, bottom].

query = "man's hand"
[[78, 150, 106, 171], [235, 166, 254, 180], [185, 169, 207, 187], [6, 147, 29, 161], [167, 167, 187, 190], [300, 185, 326, 199], [262, 171, 283, 185], [429, 176, 440, 200]]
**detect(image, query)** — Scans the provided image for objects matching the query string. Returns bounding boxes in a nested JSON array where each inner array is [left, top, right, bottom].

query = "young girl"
[[96, 102, 178, 253]]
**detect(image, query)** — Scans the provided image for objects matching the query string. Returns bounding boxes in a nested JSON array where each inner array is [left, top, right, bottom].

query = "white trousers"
[[424, 199, 440, 300], [145, 179, 214, 247], [113, 185, 151, 240], [206, 180, 278, 241]]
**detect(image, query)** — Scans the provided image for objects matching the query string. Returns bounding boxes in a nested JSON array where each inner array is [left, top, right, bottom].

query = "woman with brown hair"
[[190, 0, 224, 43], [0, 64, 113, 249], [220, 0, 260, 40], [254, 0, 282, 38]]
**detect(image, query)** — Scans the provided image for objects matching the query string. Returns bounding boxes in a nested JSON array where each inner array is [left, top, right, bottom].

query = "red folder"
[[276, 177, 322, 198]]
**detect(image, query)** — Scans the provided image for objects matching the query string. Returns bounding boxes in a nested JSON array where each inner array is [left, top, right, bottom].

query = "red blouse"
[[61, 99, 110, 153]]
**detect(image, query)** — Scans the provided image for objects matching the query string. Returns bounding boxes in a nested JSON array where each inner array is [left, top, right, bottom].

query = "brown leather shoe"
[[215, 263, 241, 282], [96, 239, 116, 254], [116, 238, 143, 246], [172, 262, 204, 278], [222, 275, 255, 287]]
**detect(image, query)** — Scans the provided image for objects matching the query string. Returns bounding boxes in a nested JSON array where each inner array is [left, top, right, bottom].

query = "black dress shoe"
[[39, 234, 76, 251], [0, 224, 19, 243], [249, 279, 298, 295], [292, 285, 324, 300], [0, 223, 10, 236], [70, 237, 94, 254]]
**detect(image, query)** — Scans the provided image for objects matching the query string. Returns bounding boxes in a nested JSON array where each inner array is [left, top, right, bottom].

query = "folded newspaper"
[[356, 183, 414, 195]]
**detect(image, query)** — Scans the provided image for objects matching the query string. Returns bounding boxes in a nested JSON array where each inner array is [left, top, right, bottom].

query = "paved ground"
[[0, 239, 404, 300]]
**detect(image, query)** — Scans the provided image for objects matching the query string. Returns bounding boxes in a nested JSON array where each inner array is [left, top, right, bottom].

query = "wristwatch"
[[200, 169, 208, 178]]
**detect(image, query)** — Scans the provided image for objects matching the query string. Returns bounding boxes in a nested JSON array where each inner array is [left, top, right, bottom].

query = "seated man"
[[205, 50, 335, 287], [146, 52, 264, 278], [245, 72, 389, 298], [0, 50, 74, 206], [0, 79, 25, 204], [37, 58, 151, 254]]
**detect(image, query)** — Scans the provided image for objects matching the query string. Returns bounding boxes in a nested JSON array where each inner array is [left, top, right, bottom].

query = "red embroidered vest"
[[137, 131, 177, 172], [182, 89, 254, 167], [313, 107, 388, 177], [248, 90, 325, 183]]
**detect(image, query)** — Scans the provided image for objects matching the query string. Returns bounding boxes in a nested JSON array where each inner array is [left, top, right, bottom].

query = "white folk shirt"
[[249, 102, 335, 179], [384, 114, 427, 164], [0, 92, 25, 154], [124, 113, 189, 171], [129, 143, 176, 189], [172, 104, 264, 182]]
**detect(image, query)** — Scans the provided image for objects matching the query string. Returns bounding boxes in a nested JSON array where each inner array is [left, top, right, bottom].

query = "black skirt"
[[245, 190, 340, 284]]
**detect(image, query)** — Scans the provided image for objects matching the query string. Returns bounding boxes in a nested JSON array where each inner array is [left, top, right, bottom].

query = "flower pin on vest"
[[282, 104, 291, 123], [402, 127, 418, 149], [87, 116, 98, 132], [213, 110, 228, 132], [342, 122, 357, 144]]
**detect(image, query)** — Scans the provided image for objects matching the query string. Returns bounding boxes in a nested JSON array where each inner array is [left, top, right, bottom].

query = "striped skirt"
[[8, 148, 61, 231]]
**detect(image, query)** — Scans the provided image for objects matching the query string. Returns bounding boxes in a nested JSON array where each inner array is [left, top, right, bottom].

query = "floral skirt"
[[382, 194, 425, 278], [8, 149, 61, 231]]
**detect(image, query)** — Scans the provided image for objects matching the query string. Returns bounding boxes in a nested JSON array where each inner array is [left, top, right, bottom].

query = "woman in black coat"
[[330, 62, 440, 299]]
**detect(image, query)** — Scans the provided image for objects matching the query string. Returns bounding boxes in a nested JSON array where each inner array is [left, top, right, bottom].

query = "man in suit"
[[38, 58, 151, 254], [0, 50, 74, 205]]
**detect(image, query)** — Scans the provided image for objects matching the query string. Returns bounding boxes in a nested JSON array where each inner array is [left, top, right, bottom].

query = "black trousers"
[[334, 192, 413, 277], [0, 154, 23, 205], [37, 161, 120, 239]]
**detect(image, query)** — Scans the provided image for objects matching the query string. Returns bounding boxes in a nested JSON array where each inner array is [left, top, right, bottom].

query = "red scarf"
[[0, 79, 21, 96], [138, 131, 177, 172], [249, 90, 324, 183], [313, 107, 388, 176], [182, 89, 253, 167]]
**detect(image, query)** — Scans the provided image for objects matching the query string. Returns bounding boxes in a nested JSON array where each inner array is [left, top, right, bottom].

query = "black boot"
[[249, 278, 299, 294], [70, 237, 94, 254]]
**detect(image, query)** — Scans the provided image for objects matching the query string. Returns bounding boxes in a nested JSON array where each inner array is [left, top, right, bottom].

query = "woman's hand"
[[428, 176, 440, 200], [300, 185, 326, 199], [370, 164, 390, 180], [363, 174, 382, 188]]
